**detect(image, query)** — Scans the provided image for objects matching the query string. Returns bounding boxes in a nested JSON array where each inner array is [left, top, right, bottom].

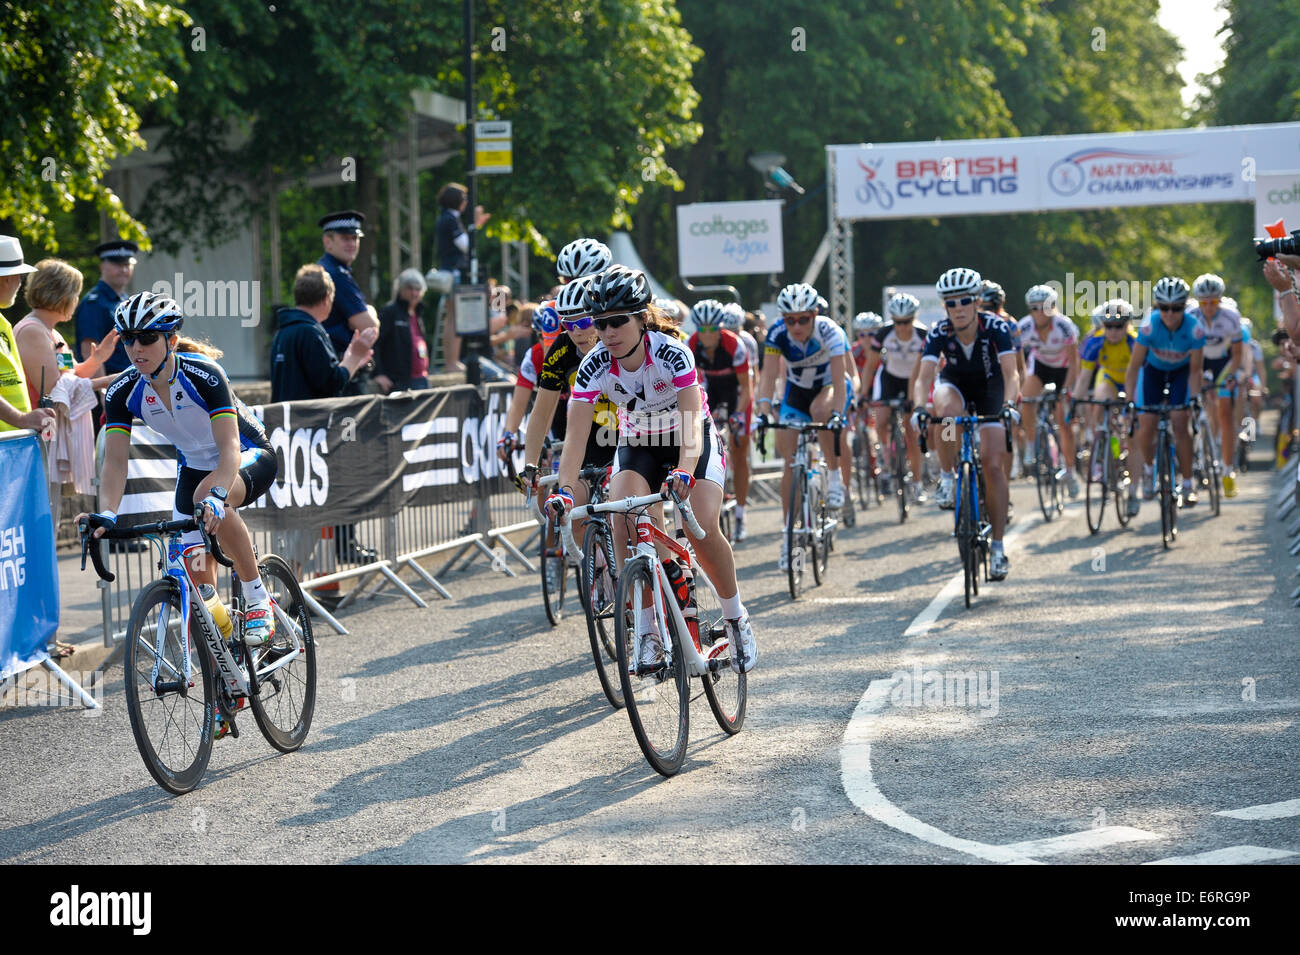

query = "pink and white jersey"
[[1017, 313, 1079, 371], [572, 330, 709, 440]]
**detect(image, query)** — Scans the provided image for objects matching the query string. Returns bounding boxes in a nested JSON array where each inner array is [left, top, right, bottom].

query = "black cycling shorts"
[[937, 372, 1005, 418], [612, 419, 725, 490], [174, 445, 278, 519]]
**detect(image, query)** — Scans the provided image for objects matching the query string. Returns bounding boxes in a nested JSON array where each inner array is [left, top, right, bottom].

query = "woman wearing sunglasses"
[[752, 282, 850, 571], [911, 267, 1021, 580], [1124, 276, 1205, 512], [547, 266, 756, 674], [78, 292, 281, 646], [1018, 284, 1081, 498], [510, 278, 619, 537]]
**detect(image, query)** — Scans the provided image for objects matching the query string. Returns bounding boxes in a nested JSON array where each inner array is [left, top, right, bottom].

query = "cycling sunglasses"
[[1157, 304, 1185, 313], [785, 312, 815, 326], [1102, 321, 1128, 330], [593, 311, 642, 332], [120, 330, 164, 346], [944, 296, 976, 308], [696, 324, 719, 333], [562, 316, 594, 331]]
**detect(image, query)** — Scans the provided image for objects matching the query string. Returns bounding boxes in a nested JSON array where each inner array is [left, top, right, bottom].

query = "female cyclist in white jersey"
[[546, 267, 756, 673]]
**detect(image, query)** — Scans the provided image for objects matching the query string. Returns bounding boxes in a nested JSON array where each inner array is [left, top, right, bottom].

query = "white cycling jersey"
[[1188, 302, 1243, 362], [870, 321, 930, 379], [1017, 313, 1078, 371], [571, 330, 708, 440]]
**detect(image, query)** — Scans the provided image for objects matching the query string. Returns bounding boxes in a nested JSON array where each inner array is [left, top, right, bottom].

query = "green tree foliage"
[[0, 0, 189, 249]]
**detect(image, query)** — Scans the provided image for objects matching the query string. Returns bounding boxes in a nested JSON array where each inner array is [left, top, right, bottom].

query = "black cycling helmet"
[[582, 265, 652, 315]]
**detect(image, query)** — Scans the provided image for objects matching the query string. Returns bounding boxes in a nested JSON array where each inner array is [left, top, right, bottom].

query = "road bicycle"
[[1072, 396, 1132, 534], [851, 401, 883, 510], [919, 407, 1015, 609], [868, 397, 913, 523], [513, 439, 585, 627], [562, 488, 746, 777], [80, 510, 315, 795], [1130, 391, 1197, 550], [1193, 384, 1223, 518], [1022, 383, 1067, 522], [756, 420, 841, 599], [565, 464, 623, 710]]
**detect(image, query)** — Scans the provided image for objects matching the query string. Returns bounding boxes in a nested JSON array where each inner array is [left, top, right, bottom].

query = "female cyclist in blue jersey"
[[78, 292, 280, 645], [753, 282, 850, 570], [1123, 276, 1205, 514]]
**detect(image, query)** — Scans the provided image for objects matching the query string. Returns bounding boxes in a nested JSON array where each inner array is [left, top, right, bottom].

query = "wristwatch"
[[209, 486, 228, 502]]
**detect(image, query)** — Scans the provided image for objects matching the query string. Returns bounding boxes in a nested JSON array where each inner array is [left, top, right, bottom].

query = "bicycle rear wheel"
[[854, 426, 872, 508], [1202, 429, 1221, 517], [1158, 435, 1175, 549], [1085, 432, 1107, 535], [614, 558, 689, 776], [957, 463, 976, 608], [694, 565, 746, 735], [124, 579, 214, 795], [248, 554, 317, 752], [581, 520, 623, 710], [786, 469, 806, 599], [540, 519, 566, 626], [810, 472, 829, 586], [1034, 429, 1055, 522]]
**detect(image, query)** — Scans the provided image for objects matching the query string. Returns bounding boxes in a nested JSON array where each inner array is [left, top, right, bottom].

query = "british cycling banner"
[[830, 122, 1300, 220], [0, 433, 59, 678]]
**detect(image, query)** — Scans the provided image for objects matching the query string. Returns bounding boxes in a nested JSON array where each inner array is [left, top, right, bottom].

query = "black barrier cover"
[[117, 384, 526, 531]]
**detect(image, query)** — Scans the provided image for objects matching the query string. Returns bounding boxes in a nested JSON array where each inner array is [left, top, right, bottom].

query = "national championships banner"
[[830, 122, 1300, 220]]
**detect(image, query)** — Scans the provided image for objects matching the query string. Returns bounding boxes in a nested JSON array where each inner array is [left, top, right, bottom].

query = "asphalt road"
[[2, 451, 1297, 865]]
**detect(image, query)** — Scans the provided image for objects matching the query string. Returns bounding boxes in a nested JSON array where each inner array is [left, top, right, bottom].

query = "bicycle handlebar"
[[915, 407, 1017, 455], [79, 508, 234, 583], [558, 487, 706, 564]]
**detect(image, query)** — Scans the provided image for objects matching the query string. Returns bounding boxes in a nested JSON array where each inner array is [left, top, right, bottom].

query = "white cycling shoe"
[[636, 630, 664, 672], [989, 550, 1010, 581], [826, 482, 845, 509], [727, 616, 757, 674], [936, 478, 956, 510]]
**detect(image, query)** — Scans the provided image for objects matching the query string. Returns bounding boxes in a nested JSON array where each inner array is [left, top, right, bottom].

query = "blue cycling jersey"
[[1136, 311, 1205, 371]]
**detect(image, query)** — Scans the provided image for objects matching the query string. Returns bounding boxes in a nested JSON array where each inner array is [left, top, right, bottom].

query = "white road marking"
[[840, 513, 1166, 863], [808, 596, 892, 604], [1000, 827, 1160, 857], [1142, 845, 1297, 865], [1214, 798, 1300, 821]]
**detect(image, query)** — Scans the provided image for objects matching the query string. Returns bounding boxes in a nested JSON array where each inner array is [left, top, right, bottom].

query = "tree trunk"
[[353, 152, 383, 302]]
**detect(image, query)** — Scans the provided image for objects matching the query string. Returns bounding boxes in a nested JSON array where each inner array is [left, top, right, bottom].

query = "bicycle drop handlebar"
[[915, 407, 1017, 455], [559, 487, 705, 562], [78, 508, 234, 583]]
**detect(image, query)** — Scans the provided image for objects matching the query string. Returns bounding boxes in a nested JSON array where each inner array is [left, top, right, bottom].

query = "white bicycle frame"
[[149, 534, 306, 697], [562, 491, 732, 679]]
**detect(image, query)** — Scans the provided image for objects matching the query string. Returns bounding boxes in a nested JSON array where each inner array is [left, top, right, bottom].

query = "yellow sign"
[[474, 120, 512, 174]]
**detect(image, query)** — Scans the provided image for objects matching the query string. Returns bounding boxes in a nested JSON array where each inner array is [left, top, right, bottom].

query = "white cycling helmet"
[[690, 299, 728, 328], [720, 302, 745, 331], [1089, 303, 1106, 329], [1240, 315, 1253, 332], [555, 276, 594, 319], [1152, 276, 1190, 305], [1100, 298, 1135, 323], [886, 292, 920, 319], [1192, 273, 1226, 300], [816, 294, 829, 315], [1221, 296, 1239, 311], [556, 238, 613, 280], [654, 296, 684, 322], [935, 267, 982, 298], [114, 291, 183, 334], [1025, 284, 1057, 308], [852, 311, 881, 332], [776, 282, 820, 315]]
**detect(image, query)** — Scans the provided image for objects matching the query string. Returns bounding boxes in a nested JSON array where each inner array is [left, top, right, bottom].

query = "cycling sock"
[[828, 471, 843, 488], [734, 504, 745, 520], [940, 469, 954, 482], [720, 593, 745, 619], [241, 575, 268, 605], [638, 608, 656, 634], [991, 540, 1004, 554]]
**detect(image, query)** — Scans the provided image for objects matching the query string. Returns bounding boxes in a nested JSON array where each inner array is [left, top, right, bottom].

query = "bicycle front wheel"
[[1034, 429, 1054, 522], [540, 519, 566, 626], [1158, 435, 1175, 548], [1085, 432, 1107, 535], [810, 473, 829, 586], [1202, 429, 1221, 517], [957, 463, 976, 608], [247, 554, 317, 752], [124, 579, 214, 795], [614, 558, 689, 776], [694, 566, 746, 735], [582, 520, 623, 710]]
